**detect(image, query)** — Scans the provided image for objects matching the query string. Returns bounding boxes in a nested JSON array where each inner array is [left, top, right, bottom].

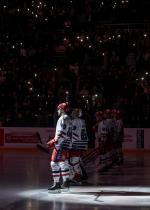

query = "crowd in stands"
[[0, 0, 150, 128]]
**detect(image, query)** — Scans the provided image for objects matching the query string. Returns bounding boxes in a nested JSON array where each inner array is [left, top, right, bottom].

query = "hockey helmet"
[[116, 109, 122, 118], [72, 108, 82, 118], [104, 109, 112, 119], [95, 111, 103, 118], [57, 102, 69, 112]]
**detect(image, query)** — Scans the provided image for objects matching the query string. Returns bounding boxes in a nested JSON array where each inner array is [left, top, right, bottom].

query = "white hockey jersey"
[[71, 118, 88, 150], [98, 120, 109, 143], [55, 114, 72, 150]]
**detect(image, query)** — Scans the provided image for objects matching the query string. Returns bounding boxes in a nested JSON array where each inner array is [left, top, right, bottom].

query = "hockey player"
[[47, 102, 72, 192], [97, 110, 110, 171], [113, 110, 124, 165], [93, 111, 105, 170], [93, 111, 104, 148], [104, 109, 114, 168], [69, 108, 88, 183], [111, 108, 118, 165]]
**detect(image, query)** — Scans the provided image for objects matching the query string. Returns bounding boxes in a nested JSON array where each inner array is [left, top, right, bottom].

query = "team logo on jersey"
[[73, 125, 77, 130], [62, 124, 66, 129]]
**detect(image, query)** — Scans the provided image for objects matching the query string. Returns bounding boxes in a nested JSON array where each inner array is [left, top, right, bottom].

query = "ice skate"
[[48, 182, 61, 193], [61, 179, 70, 193]]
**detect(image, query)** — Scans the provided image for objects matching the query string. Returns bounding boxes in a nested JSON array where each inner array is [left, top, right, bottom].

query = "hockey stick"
[[82, 148, 100, 164], [36, 132, 50, 154]]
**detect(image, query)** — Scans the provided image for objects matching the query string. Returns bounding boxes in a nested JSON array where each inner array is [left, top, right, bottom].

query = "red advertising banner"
[[5, 132, 40, 143], [3, 127, 55, 147]]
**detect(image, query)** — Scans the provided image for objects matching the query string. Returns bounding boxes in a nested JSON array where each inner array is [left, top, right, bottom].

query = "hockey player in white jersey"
[[47, 102, 72, 192], [104, 109, 115, 168], [69, 108, 88, 183]]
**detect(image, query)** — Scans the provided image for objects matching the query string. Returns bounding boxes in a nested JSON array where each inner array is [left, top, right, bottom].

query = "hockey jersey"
[[54, 114, 72, 150], [71, 118, 88, 150], [116, 119, 124, 141], [98, 120, 109, 143]]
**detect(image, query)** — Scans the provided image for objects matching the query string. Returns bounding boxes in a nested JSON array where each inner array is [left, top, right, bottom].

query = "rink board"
[[0, 127, 150, 150]]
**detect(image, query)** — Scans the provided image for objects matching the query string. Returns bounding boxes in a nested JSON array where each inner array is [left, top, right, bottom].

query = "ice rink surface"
[[1, 149, 150, 210]]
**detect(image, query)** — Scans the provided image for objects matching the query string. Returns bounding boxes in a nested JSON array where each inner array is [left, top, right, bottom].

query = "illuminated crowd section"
[[0, 0, 150, 128]]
